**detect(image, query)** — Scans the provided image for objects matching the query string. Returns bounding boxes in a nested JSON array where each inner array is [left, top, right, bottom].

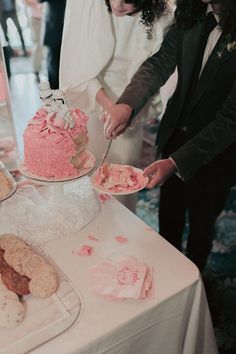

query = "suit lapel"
[[190, 33, 232, 109], [181, 22, 204, 103]]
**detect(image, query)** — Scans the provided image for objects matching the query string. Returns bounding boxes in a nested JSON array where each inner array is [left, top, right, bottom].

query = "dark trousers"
[[47, 45, 61, 89], [3, 46, 11, 77], [158, 128, 231, 271], [0, 10, 27, 53], [159, 173, 230, 271]]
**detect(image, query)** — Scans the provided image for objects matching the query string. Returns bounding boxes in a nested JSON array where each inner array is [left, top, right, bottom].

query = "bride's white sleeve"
[[59, 0, 114, 111]]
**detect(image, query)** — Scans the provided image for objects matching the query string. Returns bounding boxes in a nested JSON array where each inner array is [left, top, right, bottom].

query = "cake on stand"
[[19, 149, 96, 204]]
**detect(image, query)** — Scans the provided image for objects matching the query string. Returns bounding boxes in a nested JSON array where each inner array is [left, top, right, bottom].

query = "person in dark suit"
[[39, 0, 66, 89], [102, 0, 236, 271], [0, 0, 28, 56]]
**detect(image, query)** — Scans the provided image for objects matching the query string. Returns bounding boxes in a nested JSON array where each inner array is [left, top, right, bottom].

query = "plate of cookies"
[[0, 233, 81, 354]]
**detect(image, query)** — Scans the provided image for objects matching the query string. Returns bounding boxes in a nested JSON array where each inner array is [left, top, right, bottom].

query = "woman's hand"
[[144, 158, 177, 189], [100, 103, 133, 139]]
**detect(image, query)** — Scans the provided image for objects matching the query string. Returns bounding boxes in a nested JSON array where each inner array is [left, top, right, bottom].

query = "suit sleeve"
[[171, 76, 236, 181], [117, 25, 179, 118]]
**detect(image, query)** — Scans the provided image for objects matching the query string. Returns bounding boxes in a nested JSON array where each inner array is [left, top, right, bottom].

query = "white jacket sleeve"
[[60, 0, 115, 112]]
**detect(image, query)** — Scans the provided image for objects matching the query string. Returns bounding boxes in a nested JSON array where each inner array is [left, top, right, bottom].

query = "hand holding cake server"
[[101, 0, 236, 271]]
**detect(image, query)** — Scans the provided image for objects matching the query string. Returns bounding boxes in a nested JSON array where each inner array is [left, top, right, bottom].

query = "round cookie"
[[0, 289, 19, 301], [1, 267, 30, 296], [0, 248, 7, 273], [0, 234, 26, 252], [0, 298, 25, 328], [29, 270, 59, 298], [21, 254, 47, 279], [3, 247, 33, 273], [28, 262, 56, 279]]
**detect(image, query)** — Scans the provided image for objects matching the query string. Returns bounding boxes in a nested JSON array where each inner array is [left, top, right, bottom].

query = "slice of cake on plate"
[[95, 163, 147, 193]]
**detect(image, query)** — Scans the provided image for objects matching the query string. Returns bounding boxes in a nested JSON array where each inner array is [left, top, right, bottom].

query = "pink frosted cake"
[[94, 163, 148, 193], [23, 108, 89, 178]]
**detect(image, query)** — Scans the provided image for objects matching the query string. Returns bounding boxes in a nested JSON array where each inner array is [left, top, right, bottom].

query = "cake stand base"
[[0, 177, 101, 247]]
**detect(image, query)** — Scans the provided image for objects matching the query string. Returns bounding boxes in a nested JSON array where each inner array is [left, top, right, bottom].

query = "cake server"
[[99, 139, 112, 167]]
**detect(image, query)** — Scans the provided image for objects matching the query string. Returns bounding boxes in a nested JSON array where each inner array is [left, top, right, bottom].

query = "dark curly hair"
[[105, 0, 168, 39], [175, 0, 236, 38]]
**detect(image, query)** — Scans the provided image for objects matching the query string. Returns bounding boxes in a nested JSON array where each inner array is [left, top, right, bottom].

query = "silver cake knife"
[[99, 139, 112, 168]]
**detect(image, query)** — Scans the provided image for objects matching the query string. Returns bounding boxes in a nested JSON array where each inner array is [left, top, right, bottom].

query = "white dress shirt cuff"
[[169, 157, 182, 179]]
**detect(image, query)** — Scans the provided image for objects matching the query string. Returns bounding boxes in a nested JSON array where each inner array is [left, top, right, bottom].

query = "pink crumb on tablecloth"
[[72, 245, 94, 256], [98, 194, 111, 203], [88, 235, 99, 242]]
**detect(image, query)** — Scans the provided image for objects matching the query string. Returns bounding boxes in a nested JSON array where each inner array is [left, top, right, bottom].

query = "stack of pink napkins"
[[90, 256, 154, 301]]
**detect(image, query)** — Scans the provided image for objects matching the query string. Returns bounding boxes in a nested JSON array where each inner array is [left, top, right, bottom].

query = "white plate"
[[19, 150, 96, 183], [91, 166, 148, 195]]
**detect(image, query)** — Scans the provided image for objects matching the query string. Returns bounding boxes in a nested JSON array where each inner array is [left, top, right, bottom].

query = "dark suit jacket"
[[118, 20, 236, 189], [40, 0, 66, 47]]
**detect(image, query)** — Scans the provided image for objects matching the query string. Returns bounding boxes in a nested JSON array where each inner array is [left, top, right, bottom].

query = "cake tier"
[[23, 109, 89, 178]]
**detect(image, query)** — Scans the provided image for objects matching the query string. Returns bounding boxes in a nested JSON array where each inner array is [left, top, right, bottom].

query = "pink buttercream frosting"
[[95, 164, 147, 193], [23, 108, 89, 178]]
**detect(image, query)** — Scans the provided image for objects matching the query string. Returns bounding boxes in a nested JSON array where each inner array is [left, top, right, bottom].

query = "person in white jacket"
[[60, 0, 174, 212], [23, 0, 44, 81]]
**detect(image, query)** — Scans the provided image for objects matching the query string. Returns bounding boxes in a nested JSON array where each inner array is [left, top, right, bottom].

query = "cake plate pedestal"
[[18, 150, 97, 208], [4, 156, 101, 246]]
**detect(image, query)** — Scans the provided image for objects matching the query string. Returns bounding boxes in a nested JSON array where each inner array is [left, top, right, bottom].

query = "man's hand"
[[99, 103, 132, 139], [144, 158, 177, 189]]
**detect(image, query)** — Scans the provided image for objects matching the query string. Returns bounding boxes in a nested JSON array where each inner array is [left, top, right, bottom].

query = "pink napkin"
[[90, 256, 154, 300]]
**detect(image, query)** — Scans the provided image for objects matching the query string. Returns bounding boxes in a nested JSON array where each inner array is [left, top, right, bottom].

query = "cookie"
[[21, 254, 47, 278], [1, 267, 30, 296], [29, 262, 56, 278], [29, 270, 59, 298], [0, 289, 19, 302], [0, 248, 7, 273], [4, 247, 33, 275], [0, 298, 25, 328], [0, 234, 26, 252]]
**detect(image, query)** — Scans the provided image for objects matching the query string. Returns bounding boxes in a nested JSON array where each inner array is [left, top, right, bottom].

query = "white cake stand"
[[13, 152, 101, 246]]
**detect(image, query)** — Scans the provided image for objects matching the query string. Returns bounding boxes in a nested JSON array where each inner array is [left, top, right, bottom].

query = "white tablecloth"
[[30, 195, 218, 354]]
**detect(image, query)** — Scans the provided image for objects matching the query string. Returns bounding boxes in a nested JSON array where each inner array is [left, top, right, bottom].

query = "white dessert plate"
[[19, 150, 96, 183], [0, 183, 17, 202], [91, 166, 148, 195]]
